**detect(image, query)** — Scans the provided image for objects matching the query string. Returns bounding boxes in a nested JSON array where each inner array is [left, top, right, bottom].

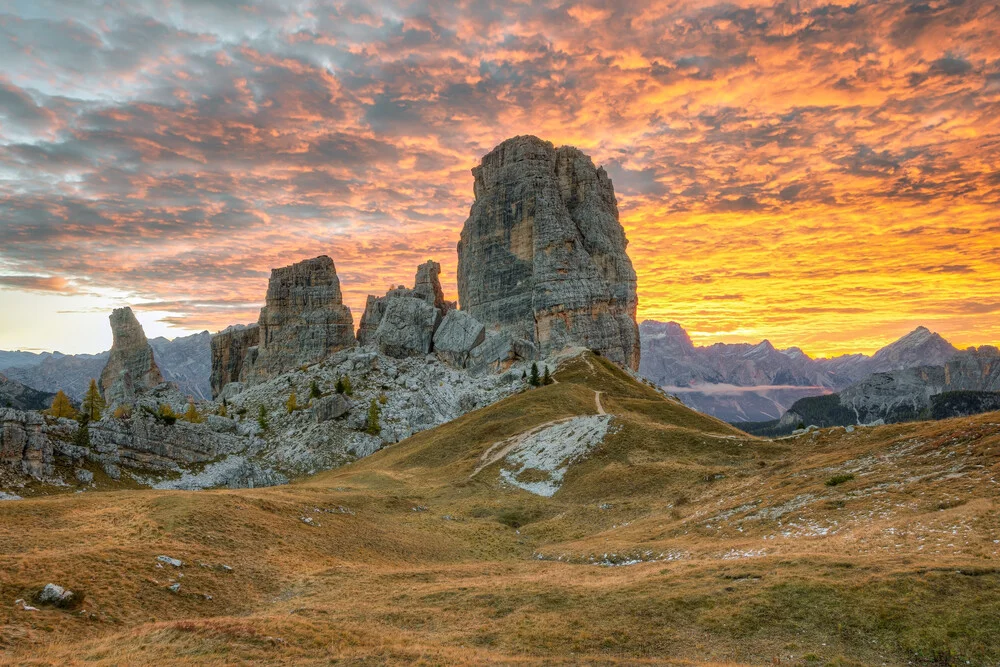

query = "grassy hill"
[[1, 353, 999, 665]]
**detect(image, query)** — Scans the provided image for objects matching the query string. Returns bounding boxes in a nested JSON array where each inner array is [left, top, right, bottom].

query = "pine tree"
[[184, 400, 203, 423], [74, 413, 90, 447], [310, 380, 322, 400], [543, 366, 553, 386], [335, 377, 345, 394], [81, 379, 105, 421], [47, 390, 78, 419], [218, 398, 228, 418], [366, 398, 381, 436], [342, 376, 353, 396], [258, 404, 269, 432], [286, 390, 298, 414], [530, 362, 540, 387]]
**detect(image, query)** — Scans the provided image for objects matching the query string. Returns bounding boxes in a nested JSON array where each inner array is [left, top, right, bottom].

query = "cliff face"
[[209, 325, 260, 398], [242, 256, 356, 384], [457, 136, 639, 369], [99, 307, 164, 405]]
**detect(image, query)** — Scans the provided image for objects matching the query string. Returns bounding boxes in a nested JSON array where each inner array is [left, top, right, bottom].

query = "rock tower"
[[457, 136, 639, 369]]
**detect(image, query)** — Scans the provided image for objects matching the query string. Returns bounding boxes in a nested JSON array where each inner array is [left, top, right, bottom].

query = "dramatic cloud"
[[0, 0, 998, 355]]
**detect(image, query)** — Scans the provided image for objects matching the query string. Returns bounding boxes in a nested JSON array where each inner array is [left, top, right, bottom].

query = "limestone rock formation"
[[99, 307, 164, 405], [357, 261, 455, 348], [210, 324, 260, 398], [373, 297, 441, 358], [943, 346, 1000, 391], [0, 408, 55, 478], [457, 136, 640, 370], [433, 310, 486, 369], [213, 256, 355, 390], [248, 256, 356, 381]]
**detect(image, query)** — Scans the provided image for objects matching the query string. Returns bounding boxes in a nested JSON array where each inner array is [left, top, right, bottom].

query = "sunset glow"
[[1, 0, 998, 355]]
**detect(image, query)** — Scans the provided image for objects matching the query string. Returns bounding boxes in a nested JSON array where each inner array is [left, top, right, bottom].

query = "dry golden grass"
[[2, 354, 999, 665]]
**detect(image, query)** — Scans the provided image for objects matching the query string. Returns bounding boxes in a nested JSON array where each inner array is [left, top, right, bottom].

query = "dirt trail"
[[595, 391, 606, 415]]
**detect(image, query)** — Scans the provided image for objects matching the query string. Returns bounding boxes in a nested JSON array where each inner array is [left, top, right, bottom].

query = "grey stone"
[[75, 468, 94, 484], [357, 261, 454, 347], [99, 307, 165, 406], [457, 136, 639, 369], [210, 324, 259, 398], [157, 555, 183, 567], [37, 584, 74, 606], [0, 408, 55, 478], [314, 394, 350, 423], [373, 297, 441, 358], [241, 256, 356, 384], [433, 311, 486, 368]]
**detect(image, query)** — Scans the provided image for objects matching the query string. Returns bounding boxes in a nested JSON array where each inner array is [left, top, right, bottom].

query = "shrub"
[[257, 405, 269, 432], [310, 380, 322, 400], [113, 405, 132, 420], [158, 404, 177, 425], [286, 390, 298, 414], [825, 474, 855, 487], [184, 400, 204, 423]]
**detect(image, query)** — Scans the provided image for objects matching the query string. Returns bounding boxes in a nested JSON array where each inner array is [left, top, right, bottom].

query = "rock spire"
[[457, 135, 640, 369]]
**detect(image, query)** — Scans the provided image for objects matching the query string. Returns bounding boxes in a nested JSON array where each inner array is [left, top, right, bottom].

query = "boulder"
[[433, 310, 486, 368], [373, 297, 442, 358], [314, 394, 350, 423], [457, 136, 640, 369], [99, 307, 165, 405]]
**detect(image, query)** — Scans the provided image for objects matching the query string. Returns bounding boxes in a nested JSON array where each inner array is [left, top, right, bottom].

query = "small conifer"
[[47, 390, 78, 419]]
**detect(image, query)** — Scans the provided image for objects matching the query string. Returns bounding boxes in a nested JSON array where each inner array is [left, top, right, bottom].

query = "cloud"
[[0, 0, 997, 355], [0, 275, 79, 294]]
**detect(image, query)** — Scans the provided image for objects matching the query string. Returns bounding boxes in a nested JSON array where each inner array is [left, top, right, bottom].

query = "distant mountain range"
[[638, 321, 960, 422], [0, 332, 212, 402], [0, 373, 55, 411]]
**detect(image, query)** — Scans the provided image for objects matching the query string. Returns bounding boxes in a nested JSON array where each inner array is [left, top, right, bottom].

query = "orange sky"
[[0, 0, 997, 356]]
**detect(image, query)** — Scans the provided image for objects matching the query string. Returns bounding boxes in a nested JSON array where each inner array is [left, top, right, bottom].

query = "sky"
[[0, 0, 998, 357]]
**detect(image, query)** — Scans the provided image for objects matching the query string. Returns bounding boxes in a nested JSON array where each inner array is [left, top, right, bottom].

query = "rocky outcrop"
[[99, 307, 164, 405], [357, 261, 455, 349], [76, 415, 252, 472], [373, 297, 441, 358], [210, 325, 260, 398], [0, 408, 55, 478], [249, 256, 356, 380], [433, 310, 486, 369], [943, 346, 1000, 391], [314, 394, 350, 423], [457, 136, 639, 370], [218, 256, 355, 387]]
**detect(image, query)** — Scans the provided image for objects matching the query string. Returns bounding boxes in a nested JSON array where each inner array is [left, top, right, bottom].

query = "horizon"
[[1, 1, 998, 356]]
